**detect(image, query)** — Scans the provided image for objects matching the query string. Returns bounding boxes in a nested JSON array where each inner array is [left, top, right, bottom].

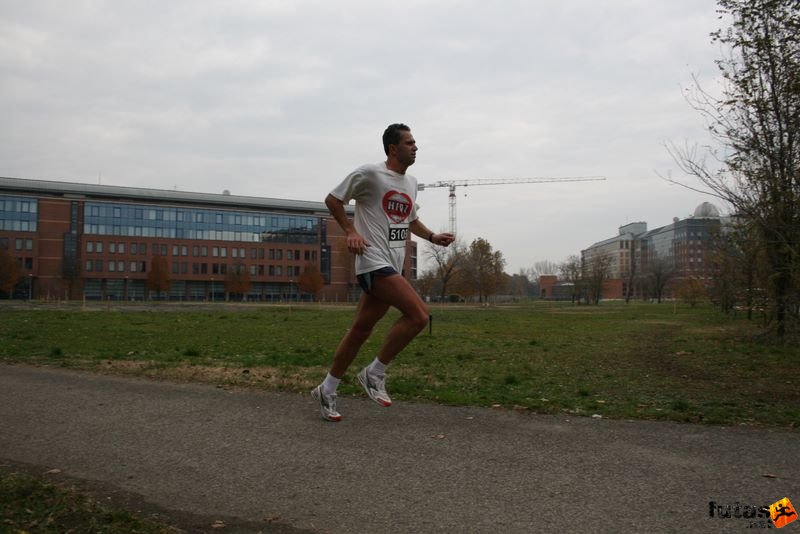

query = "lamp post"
[[28, 274, 33, 301], [211, 277, 215, 302], [124, 276, 129, 301]]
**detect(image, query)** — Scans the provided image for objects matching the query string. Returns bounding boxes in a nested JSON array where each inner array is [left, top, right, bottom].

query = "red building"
[[0, 177, 417, 301]]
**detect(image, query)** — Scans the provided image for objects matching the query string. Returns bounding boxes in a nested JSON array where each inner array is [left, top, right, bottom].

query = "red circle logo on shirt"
[[382, 190, 413, 223]]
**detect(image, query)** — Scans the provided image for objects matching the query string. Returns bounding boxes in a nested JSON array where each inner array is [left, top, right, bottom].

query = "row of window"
[[85, 261, 304, 277], [0, 237, 34, 251], [83, 201, 319, 244], [83, 241, 318, 261], [0, 220, 36, 232], [0, 198, 37, 213], [0, 196, 38, 233]]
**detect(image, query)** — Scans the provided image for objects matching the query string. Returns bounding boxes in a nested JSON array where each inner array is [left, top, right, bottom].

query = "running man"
[[312, 123, 455, 421]]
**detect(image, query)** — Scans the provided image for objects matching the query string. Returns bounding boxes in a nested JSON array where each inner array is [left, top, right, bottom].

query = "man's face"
[[392, 130, 418, 167]]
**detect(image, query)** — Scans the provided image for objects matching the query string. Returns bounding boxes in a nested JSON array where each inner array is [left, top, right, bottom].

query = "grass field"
[[1, 300, 797, 427]]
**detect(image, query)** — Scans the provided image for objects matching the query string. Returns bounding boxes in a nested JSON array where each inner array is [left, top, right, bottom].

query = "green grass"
[[0, 470, 175, 533], [1, 301, 798, 427]]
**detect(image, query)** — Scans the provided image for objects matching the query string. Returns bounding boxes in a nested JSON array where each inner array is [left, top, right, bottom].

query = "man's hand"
[[346, 230, 370, 255], [431, 233, 455, 247]]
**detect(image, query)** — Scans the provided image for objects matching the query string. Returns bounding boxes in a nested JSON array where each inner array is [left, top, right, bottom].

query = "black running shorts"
[[356, 266, 399, 294]]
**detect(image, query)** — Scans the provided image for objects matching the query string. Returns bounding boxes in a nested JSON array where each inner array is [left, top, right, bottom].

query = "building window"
[[85, 260, 93, 272], [87, 242, 94, 253]]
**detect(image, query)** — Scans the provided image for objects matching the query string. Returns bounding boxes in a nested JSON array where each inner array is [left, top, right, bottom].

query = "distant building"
[[0, 176, 417, 301], [538, 274, 574, 301], [578, 203, 724, 300]]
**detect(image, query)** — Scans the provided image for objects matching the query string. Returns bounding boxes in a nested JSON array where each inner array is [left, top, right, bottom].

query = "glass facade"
[[82, 201, 319, 244], [0, 195, 37, 232]]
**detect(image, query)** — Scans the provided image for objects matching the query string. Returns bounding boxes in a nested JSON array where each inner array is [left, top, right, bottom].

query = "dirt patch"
[[95, 360, 327, 392]]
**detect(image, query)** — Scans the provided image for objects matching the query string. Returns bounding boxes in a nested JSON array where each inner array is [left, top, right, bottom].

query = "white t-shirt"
[[330, 162, 419, 275]]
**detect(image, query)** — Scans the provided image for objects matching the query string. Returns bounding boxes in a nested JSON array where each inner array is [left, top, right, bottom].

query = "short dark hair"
[[382, 123, 411, 155]]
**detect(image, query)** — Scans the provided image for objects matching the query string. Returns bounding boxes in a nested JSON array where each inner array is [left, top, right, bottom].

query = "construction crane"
[[417, 176, 605, 235]]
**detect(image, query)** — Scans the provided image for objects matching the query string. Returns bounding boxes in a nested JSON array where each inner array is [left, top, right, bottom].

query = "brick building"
[[0, 176, 418, 301]]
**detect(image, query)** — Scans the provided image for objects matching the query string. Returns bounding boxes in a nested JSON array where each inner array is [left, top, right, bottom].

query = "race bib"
[[389, 224, 409, 248]]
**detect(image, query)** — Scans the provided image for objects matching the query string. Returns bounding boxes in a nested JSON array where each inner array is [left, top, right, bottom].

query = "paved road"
[[1, 364, 797, 533]]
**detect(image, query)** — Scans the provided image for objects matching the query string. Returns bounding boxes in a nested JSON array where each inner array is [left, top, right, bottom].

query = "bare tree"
[[643, 255, 676, 304], [559, 255, 583, 304], [527, 260, 560, 280], [624, 239, 640, 303], [583, 254, 612, 305], [668, 0, 799, 337], [423, 236, 463, 301]]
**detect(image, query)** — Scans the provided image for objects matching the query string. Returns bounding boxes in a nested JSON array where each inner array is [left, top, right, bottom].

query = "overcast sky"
[[1, 0, 728, 273]]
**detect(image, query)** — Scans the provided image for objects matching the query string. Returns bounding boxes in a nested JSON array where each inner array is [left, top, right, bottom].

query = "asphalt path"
[[1, 364, 797, 533]]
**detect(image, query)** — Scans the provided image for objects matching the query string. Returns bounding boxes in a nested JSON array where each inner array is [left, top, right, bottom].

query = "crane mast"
[[417, 176, 605, 235]]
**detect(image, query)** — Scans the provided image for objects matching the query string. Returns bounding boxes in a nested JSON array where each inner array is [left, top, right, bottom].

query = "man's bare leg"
[[367, 273, 429, 365], [329, 292, 390, 378]]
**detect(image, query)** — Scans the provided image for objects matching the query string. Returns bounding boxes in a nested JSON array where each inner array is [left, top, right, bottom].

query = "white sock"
[[367, 357, 388, 376], [322, 373, 341, 395]]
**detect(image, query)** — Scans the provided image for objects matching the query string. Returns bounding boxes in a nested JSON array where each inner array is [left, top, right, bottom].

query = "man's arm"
[[325, 194, 369, 255], [409, 219, 455, 247]]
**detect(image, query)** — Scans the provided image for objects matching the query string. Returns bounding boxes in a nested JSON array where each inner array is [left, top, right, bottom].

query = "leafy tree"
[[298, 263, 325, 300], [0, 247, 20, 298], [677, 278, 708, 307], [225, 263, 251, 300], [508, 270, 535, 299], [670, 0, 800, 337], [459, 237, 506, 303], [145, 256, 171, 299]]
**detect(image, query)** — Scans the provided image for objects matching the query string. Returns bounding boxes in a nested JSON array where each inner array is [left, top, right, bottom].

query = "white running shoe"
[[358, 368, 392, 407], [311, 385, 342, 422]]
